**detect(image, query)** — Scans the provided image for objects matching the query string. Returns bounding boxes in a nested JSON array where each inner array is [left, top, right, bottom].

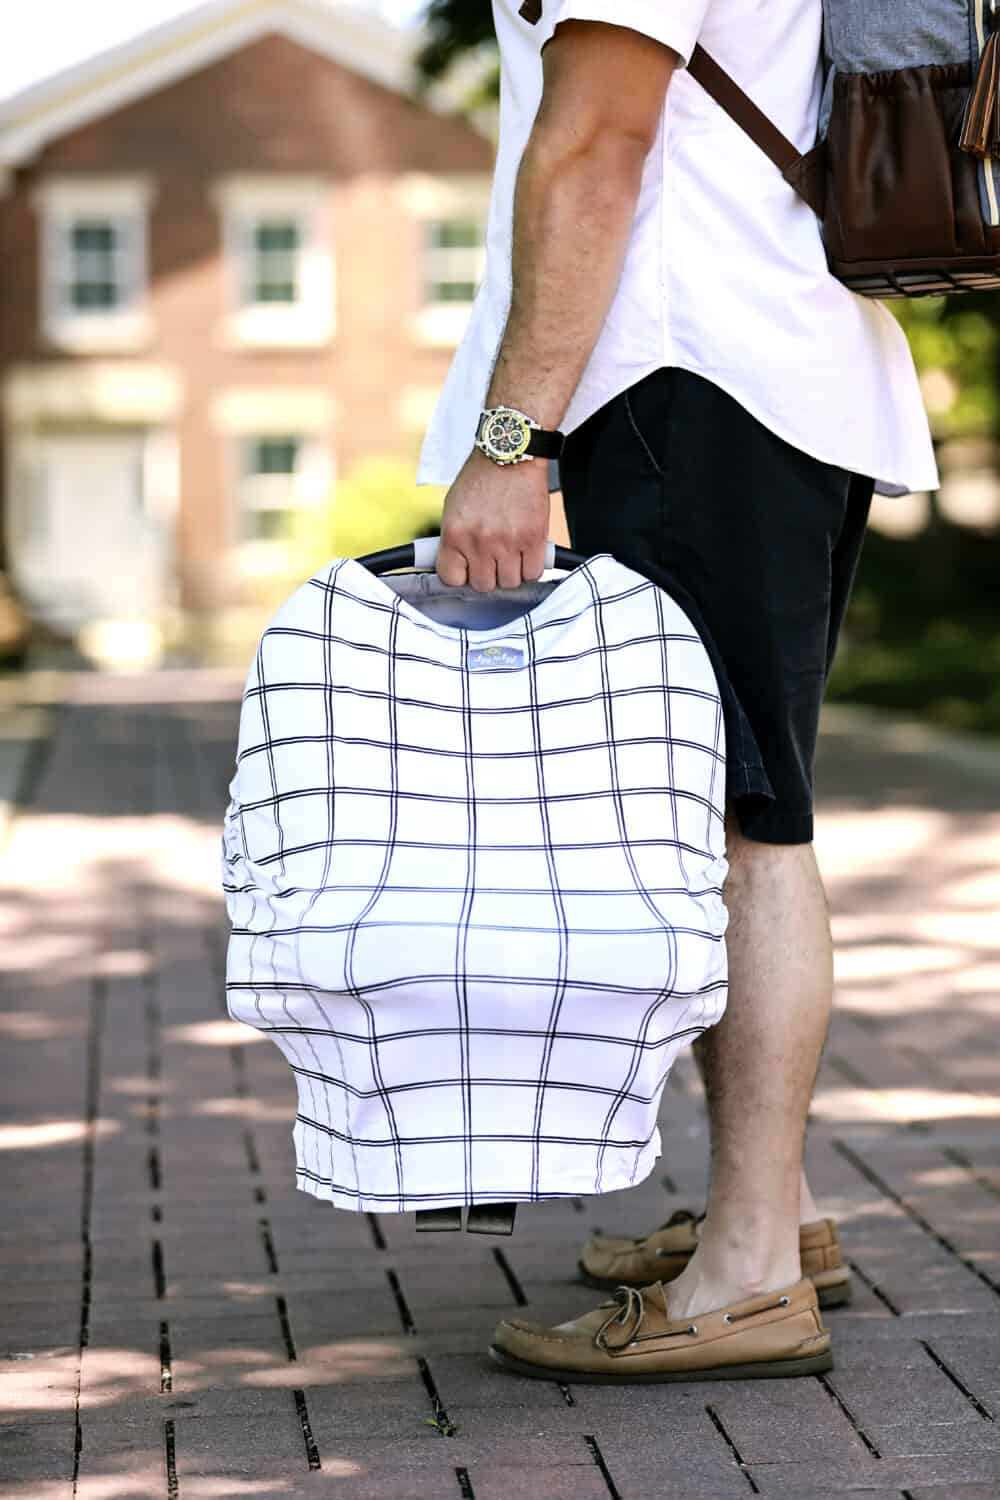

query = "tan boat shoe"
[[579, 1210, 852, 1310], [490, 1277, 831, 1384]]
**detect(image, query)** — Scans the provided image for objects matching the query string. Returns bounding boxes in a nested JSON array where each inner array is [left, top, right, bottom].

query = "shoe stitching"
[[500, 1301, 821, 1356], [607, 1306, 819, 1357], [722, 1294, 791, 1325], [499, 1317, 830, 1365], [504, 1287, 815, 1344]]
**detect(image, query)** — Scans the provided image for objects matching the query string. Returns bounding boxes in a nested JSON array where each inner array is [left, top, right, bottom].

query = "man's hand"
[[436, 449, 551, 592]]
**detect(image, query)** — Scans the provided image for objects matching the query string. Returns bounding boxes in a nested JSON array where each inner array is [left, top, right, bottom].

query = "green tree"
[[415, 1, 497, 91], [290, 458, 445, 575]]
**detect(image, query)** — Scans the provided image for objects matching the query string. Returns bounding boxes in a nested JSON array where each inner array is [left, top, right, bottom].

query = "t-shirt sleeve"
[[549, 0, 712, 67]]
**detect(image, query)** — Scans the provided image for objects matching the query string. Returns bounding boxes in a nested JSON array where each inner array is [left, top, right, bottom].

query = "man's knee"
[[724, 807, 818, 885], [725, 807, 797, 855]]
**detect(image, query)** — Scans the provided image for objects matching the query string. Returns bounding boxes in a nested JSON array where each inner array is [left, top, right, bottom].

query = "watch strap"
[[525, 426, 565, 460]]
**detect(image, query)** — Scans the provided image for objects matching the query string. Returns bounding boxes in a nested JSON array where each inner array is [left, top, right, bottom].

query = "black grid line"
[[817, 1374, 881, 1458], [524, 602, 572, 1198], [920, 1340, 995, 1421], [164, 1420, 178, 1499], [293, 1389, 322, 1470], [71, 976, 106, 1495], [846, 1257, 901, 1316], [705, 1407, 759, 1493], [584, 1434, 622, 1499], [834, 1140, 1000, 1302], [586, 561, 681, 1193]]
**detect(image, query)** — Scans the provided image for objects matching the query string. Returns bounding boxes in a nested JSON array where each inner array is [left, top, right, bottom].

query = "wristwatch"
[[475, 405, 566, 466]]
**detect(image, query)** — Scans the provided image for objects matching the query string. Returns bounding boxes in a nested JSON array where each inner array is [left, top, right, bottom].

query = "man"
[[416, 0, 937, 1381]]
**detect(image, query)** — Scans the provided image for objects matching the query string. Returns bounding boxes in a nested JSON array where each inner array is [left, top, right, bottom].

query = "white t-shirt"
[[416, 0, 940, 498]]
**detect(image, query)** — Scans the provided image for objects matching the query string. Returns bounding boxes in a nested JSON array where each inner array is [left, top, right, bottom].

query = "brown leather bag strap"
[[687, 44, 802, 175], [519, 5, 824, 214], [686, 45, 826, 215]]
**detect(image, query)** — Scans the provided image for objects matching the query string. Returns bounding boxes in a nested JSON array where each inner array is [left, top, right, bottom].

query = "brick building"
[[0, 0, 494, 641]]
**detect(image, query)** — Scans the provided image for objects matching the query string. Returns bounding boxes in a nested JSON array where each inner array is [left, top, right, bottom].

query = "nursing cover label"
[[467, 643, 525, 670]]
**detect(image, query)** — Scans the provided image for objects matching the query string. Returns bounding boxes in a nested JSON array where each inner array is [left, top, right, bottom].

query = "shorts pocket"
[[621, 371, 671, 478]]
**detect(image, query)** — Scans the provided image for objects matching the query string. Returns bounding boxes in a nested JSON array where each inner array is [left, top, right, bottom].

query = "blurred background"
[[3, 13, 999, 1489], [0, 0, 997, 736]]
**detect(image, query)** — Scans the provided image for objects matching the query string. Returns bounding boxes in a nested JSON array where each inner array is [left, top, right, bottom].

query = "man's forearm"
[[485, 127, 651, 430], [435, 23, 676, 590]]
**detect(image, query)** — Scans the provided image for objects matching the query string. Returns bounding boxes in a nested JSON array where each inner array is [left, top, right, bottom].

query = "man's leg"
[[692, 1024, 821, 1225], [565, 376, 871, 1279], [489, 784, 840, 1381], [665, 817, 834, 1316], [487, 381, 876, 1380], [495, 371, 875, 1375]]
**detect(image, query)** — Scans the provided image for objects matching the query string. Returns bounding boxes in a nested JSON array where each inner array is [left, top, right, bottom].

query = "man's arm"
[[437, 20, 680, 592]]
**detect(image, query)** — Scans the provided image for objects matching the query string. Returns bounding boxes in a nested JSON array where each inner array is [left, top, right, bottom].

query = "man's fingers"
[[435, 450, 552, 593], [436, 542, 469, 588], [469, 552, 500, 593], [520, 539, 549, 583], [439, 538, 548, 592], [496, 550, 524, 590], [438, 537, 553, 590]]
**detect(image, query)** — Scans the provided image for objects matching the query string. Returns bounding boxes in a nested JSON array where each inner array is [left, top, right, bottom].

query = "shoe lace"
[[595, 1286, 645, 1348], [655, 1208, 704, 1234], [594, 1284, 699, 1351]]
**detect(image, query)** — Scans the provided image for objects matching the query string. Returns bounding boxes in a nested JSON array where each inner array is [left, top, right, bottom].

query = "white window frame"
[[239, 434, 304, 543], [396, 174, 491, 348], [35, 176, 154, 351], [422, 217, 485, 316], [214, 176, 335, 349], [231, 428, 333, 572]]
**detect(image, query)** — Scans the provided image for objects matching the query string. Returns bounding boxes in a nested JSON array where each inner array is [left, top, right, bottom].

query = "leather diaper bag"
[[520, 0, 1000, 299]]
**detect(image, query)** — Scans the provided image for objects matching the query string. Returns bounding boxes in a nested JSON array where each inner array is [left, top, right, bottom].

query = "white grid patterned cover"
[[222, 552, 729, 1212]]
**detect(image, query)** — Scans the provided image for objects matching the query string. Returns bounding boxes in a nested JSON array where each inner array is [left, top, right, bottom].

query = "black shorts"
[[558, 366, 875, 845]]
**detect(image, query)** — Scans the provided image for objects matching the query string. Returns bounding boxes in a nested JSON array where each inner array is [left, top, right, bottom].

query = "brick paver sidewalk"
[[1, 673, 998, 1500]]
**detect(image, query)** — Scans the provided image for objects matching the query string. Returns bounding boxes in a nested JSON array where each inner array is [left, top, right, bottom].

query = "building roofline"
[[0, 0, 466, 173]]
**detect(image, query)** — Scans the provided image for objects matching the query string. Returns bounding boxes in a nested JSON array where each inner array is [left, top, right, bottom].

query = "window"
[[394, 174, 491, 347], [424, 218, 486, 306], [249, 221, 300, 303], [413, 212, 487, 346], [215, 177, 334, 347], [67, 221, 121, 308], [240, 436, 302, 541], [36, 177, 153, 348]]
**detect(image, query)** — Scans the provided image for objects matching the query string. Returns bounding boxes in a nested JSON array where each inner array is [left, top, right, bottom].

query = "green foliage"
[[423, 1415, 460, 1438], [414, 1, 497, 89], [829, 523, 1000, 734], [892, 296, 1000, 438], [290, 458, 445, 573], [828, 624, 1000, 734]]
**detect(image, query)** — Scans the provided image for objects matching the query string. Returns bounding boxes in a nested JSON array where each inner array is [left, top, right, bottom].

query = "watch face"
[[484, 409, 531, 460]]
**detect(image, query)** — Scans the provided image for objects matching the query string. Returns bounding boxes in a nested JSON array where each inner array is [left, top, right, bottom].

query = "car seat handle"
[[355, 538, 589, 576]]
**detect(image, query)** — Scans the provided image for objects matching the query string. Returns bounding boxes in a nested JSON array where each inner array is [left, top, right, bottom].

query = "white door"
[[12, 433, 167, 629]]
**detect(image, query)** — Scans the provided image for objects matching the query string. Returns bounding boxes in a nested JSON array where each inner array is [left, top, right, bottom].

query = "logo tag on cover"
[[467, 644, 525, 670]]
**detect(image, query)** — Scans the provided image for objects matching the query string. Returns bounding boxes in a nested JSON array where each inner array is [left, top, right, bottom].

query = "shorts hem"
[[734, 802, 814, 845]]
